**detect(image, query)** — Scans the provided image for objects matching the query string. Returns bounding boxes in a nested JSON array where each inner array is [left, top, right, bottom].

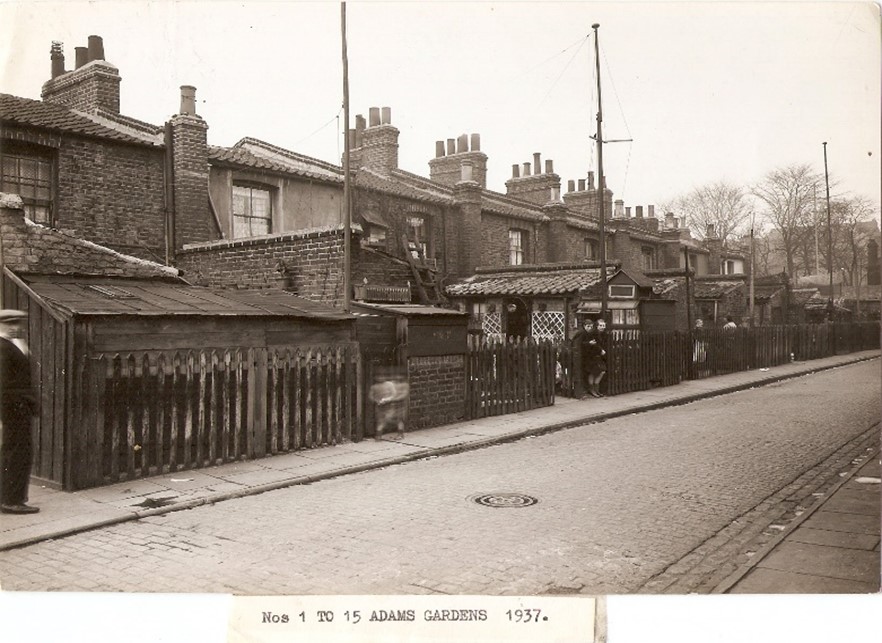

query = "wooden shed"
[[3, 270, 359, 490]]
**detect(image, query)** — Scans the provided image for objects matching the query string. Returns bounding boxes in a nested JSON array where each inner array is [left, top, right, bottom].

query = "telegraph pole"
[[341, 2, 352, 313], [592, 23, 607, 321], [823, 142, 833, 320]]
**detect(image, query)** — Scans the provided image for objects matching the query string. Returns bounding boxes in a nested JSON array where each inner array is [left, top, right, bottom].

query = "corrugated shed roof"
[[447, 267, 602, 296], [22, 275, 353, 320], [0, 93, 161, 146], [351, 302, 466, 317]]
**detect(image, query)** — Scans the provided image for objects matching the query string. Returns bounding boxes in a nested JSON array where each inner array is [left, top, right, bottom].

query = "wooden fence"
[[72, 344, 360, 489], [557, 322, 879, 398], [465, 336, 556, 419]]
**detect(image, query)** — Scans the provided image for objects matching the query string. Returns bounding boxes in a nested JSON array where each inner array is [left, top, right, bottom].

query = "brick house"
[[1, 37, 218, 264]]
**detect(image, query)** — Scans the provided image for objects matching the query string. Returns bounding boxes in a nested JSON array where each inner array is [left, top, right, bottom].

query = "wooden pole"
[[593, 23, 607, 322], [341, 2, 352, 313], [823, 141, 833, 320]]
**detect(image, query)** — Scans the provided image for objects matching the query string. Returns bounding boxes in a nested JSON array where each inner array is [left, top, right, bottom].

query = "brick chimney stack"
[[350, 105, 399, 175], [42, 35, 120, 114], [562, 171, 613, 221], [429, 131, 488, 188], [168, 85, 214, 250], [504, 152, 561, 205]]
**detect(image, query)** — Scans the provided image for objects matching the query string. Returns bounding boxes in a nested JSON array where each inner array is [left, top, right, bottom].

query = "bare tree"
[[824, 196, 879, 314], [752, 164, 822, 278], [665, 181, 753, 246]]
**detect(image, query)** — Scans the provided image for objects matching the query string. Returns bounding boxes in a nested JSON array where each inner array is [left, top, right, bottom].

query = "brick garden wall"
[[177, 226, 349, 306], [407, 355, 465, 429]]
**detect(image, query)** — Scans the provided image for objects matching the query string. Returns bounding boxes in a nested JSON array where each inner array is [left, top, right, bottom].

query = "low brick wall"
[[407, 355, 465, 430]]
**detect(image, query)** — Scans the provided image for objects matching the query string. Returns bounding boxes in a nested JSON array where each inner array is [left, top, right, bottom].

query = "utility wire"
[[294, 108, 343, 146]]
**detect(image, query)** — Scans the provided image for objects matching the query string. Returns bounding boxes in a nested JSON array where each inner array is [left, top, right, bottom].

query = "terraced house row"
[[1, 35, 752, 341]]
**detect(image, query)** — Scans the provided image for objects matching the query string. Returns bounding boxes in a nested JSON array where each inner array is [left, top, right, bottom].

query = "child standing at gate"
[[369, 368, 409, 440]]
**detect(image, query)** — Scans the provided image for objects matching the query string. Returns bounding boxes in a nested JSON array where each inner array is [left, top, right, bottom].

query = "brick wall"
[[360, 125, 399, 175], [56, 137, 167, 261], [407, 354, 465, 429], [171, 114, 217, 249], [0, 194, 178, 279], [177, 226, 350, 306], [41, 61, 121, 114]]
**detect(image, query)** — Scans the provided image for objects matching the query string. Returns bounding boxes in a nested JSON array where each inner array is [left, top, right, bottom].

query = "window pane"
[[232, 186, 248, 216], [251, 189, 270, 218]]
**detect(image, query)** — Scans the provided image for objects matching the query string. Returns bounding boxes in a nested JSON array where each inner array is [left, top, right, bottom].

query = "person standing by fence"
[[573, 318, 607, 399], [0, 310, 39, 514]]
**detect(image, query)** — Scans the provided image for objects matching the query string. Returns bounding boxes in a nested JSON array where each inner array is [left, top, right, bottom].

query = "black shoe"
[[1, 503, 40, 514]]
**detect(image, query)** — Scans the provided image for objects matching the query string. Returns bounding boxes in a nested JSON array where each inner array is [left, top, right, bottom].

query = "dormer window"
[[232, 184, 272, 237]]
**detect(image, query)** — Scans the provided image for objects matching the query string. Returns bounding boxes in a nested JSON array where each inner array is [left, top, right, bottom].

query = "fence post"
[[253, 348, 268, 458]]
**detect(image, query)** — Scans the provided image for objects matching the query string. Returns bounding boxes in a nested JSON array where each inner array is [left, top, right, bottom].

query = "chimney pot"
[[50, 41, 65, 79], [75, 47, 88, 69], [446, 138, 456, 155], [625, 207, 632, 218], [470, 133, 481, 151], [381, 106, 391, 125], [457, 134, 469, 154], [567, 179, 576, 192], [706, 223, 716, 237], [179, 85, 197, 116], [665, 212, 675, 228], [533, 152, 541, 175], [648, 205, 655, 218], [435, 141, 446, 158], [355, 114, 366, 132], [614, 200, 625, 218], [512, 164, 520, 178], [545, 159, 554, 174], [523, 162, 532, 177], [636, 206, 644, 218], [578, 179, 586, 191], [551, 186, 561, 201], [587, 171, 595, 190], [87, 35, 105, 62], [369, 107, 380, 127]]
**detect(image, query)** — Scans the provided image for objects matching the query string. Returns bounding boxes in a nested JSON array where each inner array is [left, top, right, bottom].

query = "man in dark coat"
[[0, 309, 39, 514]]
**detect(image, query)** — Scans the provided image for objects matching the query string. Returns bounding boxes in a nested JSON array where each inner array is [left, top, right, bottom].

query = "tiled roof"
[[22, 275, 353, 320], [209, 140, 344, 183], [692, 280, 743, 299], [0, 93, 160, 146], [447, 266, 602, 296], [651, 277, 684, 297], [391, 169, 456, 201], [481, 193, 548, 222], [355, 168, 451, 204]]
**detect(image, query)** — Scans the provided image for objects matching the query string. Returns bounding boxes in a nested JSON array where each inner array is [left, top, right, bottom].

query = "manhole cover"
[[472, 493, 538, 508]]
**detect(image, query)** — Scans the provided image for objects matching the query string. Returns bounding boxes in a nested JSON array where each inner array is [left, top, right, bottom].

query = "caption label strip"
[[229, 595, 596, 642]]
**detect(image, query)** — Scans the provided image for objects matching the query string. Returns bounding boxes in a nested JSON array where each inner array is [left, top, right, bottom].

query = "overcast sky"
[[1, 1, 879, 217]]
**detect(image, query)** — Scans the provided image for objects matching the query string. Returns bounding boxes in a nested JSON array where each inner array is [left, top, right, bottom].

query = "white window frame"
[[509, 228, 525, 265], [609, 284, 635, 299], [232, 184, 273, 238]]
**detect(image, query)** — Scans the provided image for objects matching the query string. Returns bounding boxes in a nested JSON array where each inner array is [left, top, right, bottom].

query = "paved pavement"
[[2, 350, 879, 594]]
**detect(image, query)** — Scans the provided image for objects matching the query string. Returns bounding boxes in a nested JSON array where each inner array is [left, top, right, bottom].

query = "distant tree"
[[824, 196, 879, 313], [664, 180, 753, 246], [752, 164, 822, 278]]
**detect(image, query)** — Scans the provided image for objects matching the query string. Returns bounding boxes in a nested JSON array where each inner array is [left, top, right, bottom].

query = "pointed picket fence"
[[72, 343, 360, 488]]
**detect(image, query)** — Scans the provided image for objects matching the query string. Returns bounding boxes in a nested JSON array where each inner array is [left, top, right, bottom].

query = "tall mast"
[[823, 141, 832, 319], [341, 2, 352, 313], [592, 23, 607, 320]]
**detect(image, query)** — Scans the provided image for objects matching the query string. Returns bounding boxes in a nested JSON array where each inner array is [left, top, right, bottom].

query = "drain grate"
[[472, 493, 538, 508]]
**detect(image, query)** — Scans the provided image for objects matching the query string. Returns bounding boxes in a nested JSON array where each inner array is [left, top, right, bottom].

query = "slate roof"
[[22, 275, 353, 320], [447, 266, 603, 297], [0, 93, 161, 146]]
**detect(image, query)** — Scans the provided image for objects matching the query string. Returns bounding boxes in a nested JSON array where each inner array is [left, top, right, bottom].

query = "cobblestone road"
[[1, 362, 878, 595]]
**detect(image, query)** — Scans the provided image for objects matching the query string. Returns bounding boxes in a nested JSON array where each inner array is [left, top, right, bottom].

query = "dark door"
[[504, 298, 530, 338]]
